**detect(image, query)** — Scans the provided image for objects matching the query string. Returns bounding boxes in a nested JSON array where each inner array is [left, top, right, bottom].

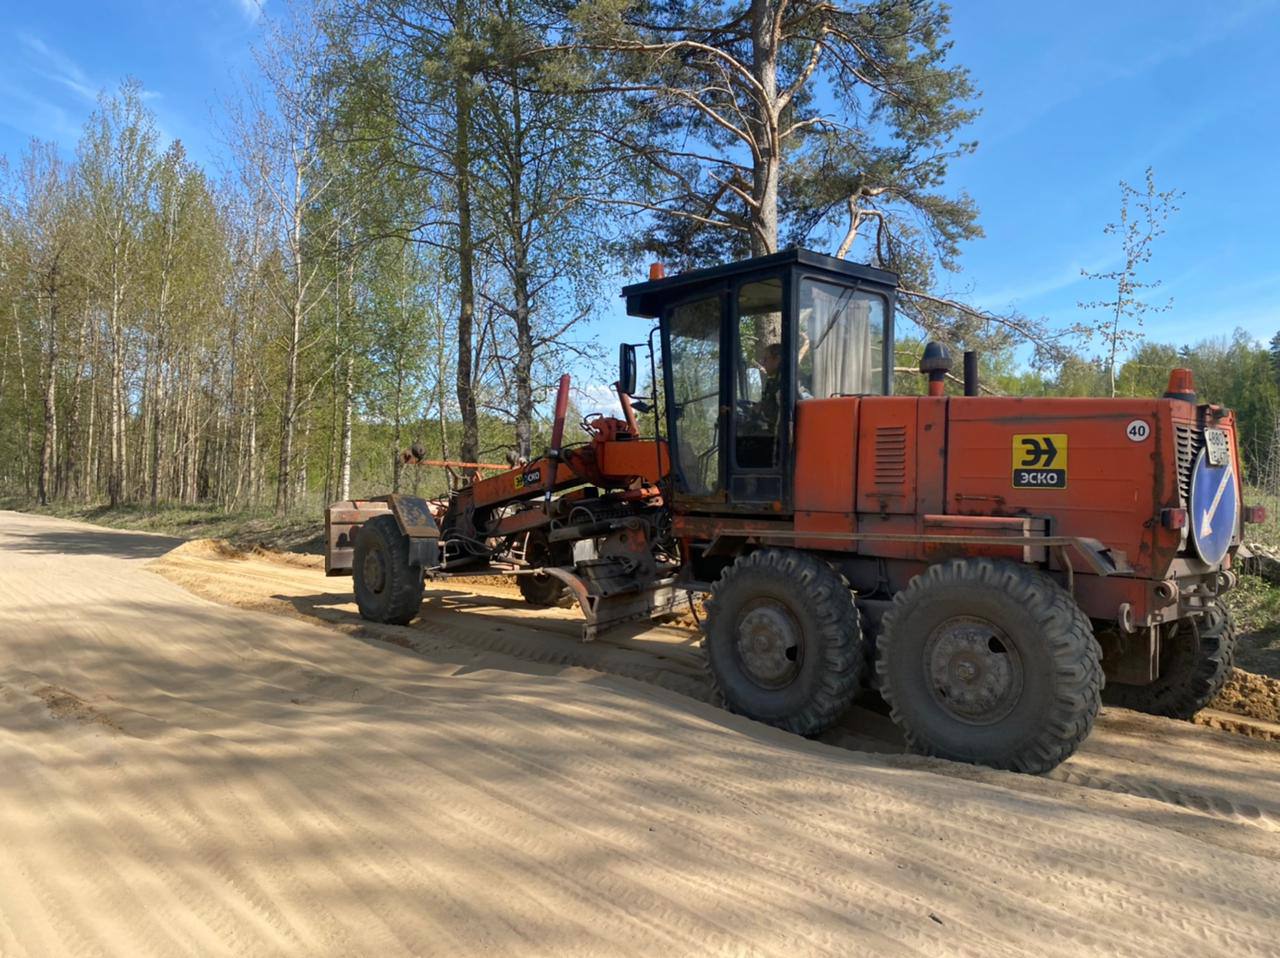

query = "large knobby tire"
[[1104, 604, 1235, 719], [353, 514, 424, 625], [877, 559, 1102, 774], [703, 549, 865, 736], [517, 529, 568, 607]]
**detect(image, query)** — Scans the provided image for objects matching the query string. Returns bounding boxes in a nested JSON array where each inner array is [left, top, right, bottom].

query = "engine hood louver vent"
[[874, 425, 908, 488]]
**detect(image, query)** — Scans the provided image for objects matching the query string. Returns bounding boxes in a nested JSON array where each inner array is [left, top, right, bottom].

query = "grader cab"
[[326, 247, 1261, 774]]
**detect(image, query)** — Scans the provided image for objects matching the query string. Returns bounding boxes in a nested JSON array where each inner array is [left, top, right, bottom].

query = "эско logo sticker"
[[1011, 433, 1067, 489]]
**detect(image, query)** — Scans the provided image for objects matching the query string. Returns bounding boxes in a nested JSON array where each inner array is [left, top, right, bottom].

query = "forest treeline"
[[904, 334, 1280, 488], [0, 0, 1276, 515]]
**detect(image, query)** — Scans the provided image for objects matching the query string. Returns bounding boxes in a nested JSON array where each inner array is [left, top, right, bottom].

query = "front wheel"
[[703, 549, 865, 736], [353, 514, 424, 625], [877, 559, 1102, 774]]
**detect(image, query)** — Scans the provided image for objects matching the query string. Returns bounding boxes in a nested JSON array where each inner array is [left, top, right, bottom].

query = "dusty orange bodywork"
[[675, 393, 1242, 628], [465, 435, 669, 511]]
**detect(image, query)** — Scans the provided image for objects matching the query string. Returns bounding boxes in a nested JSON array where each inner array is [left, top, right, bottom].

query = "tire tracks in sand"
[[152, 540, 1280, 853], [3, 512, 1280, 956]]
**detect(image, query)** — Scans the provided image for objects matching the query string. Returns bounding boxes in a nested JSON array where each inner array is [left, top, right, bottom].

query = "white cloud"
[[7, 34, 168, 147], [0, 79, 79, 142], [577, 383, 622, 419], [969, 252, 1115, 313], [19, 33, 98, 103]]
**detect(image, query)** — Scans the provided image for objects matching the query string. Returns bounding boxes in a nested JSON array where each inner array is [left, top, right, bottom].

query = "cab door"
[[662, 271, 792, 513], [727, 274, 789, 506], [663, 289, 729, 507]]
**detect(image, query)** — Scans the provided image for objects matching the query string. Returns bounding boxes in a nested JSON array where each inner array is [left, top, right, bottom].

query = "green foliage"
[[551, 0, 980, 290], [1222, 572, 1280, 675], [1181, 333, 1279, 476], [1113, 341, 1182, 398]]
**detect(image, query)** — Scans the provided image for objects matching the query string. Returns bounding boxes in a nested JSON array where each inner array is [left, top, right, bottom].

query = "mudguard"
[[325, 499, 391, 576], [385, 494, 442, 569], [385, 494, 440, 540]]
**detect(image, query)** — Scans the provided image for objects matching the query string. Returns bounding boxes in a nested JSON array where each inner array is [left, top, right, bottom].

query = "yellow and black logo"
[[1012, 434, 1067, 489], [513, 468, 542, 490]]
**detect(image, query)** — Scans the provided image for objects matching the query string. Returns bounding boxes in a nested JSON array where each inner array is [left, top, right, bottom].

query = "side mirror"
[[618, 343, 638, 396]]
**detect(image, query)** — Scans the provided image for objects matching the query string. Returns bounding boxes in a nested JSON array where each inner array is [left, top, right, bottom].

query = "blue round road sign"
[[1189, 448, 1238, 566]]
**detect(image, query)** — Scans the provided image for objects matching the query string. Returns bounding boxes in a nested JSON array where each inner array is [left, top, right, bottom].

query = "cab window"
[[733, 278, 783, 469], [667, 296, 723, 495], [798, 278, 885, 397]]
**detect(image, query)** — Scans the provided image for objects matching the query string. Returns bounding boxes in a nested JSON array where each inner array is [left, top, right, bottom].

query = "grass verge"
[[0, 498, 325, 554], [1224, 573, 1280, 677]]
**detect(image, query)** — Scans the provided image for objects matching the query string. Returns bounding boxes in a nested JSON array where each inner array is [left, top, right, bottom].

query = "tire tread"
[[703, 549, 864, 736], [353, 514, 425, 626], [1104, 604, 1235, 719], [876, 558, 1102, 773]]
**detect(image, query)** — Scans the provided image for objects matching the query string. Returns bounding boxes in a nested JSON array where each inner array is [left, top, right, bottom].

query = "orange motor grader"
[[326, 247, 1262, 773]]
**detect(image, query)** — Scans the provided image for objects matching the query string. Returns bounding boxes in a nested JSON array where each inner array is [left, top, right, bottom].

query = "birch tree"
[[473, 0, 613, 460], [14, 142, 79, 505], [234, 12, 350, 513], [78, 79, 158, 506], [325, 0, 495, 474], [142, 144, 226, 505]]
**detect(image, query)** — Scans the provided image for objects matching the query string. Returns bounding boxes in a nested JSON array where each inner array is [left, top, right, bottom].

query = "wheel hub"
[[362, 549, 387, 594], [736, 601, 802, 688], [925, 616, 1023, 724]]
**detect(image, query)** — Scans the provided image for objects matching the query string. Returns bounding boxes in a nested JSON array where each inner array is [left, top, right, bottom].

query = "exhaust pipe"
[[963, 350, 979, 396]]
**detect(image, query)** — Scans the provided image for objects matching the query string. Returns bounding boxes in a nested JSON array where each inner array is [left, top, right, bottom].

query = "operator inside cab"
[[756, 342, 785, 430], [735, 281, 884, 470], [745, 339, 811, 451], [735, 341, 785, 468]]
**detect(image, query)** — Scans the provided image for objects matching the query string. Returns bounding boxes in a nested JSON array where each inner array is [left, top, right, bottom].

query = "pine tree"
[[549, 0, 979, 280]]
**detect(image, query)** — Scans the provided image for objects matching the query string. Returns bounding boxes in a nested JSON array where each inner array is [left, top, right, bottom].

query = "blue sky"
[[0, 0, 263, 178], [944, 0, 1280, 349], [2, 0, 1278, 363]]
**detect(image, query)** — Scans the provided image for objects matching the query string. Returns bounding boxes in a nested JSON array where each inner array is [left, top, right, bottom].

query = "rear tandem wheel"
[[703, 549, 866, 736], [876, 558, 1103, 774], [1103, 603, 1236, 720]]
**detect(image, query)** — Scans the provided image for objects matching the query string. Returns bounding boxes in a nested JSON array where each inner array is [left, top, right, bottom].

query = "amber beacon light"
[[1163, 368, 1197, 402]]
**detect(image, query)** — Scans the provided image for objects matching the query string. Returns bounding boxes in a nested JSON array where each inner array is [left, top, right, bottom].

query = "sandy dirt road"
[[3, 510, 1280, 957]]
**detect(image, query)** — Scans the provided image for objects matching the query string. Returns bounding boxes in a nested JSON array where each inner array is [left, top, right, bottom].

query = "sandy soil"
[[1214, 669, 1280, 725], [4, 512, 1280, 956]]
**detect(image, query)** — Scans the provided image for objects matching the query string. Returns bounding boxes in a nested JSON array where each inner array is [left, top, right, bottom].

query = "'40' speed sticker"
[[1012, 433, 1067, 489], [1126, 419, 1150, 442]]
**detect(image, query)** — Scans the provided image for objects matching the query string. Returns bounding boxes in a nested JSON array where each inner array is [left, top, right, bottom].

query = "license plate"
[[1204, 428, 1229, 467]]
